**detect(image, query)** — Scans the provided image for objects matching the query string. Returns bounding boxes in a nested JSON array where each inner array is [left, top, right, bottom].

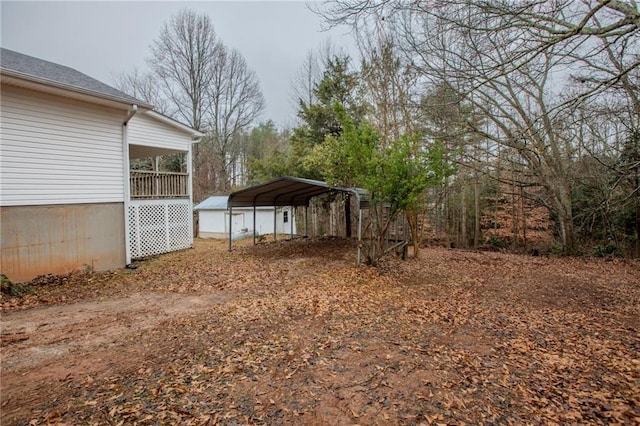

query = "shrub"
[[594, 242, 624, 258], [486, 236, 505, 249], [0, 274, 34, 296]]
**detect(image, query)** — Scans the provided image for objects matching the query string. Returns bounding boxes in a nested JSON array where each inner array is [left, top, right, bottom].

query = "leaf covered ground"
[[1, 237, 639, 425]]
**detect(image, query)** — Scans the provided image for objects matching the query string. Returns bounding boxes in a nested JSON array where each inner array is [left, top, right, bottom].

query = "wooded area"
[[117, 3, 639, 259]]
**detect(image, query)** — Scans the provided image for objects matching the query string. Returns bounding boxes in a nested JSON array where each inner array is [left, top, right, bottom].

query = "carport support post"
[[357, 208, 363, 265], [304, 206, 308, 237], [274, 207, 277, 241], [228, 205, 233, 252], [253, 205, 256, 245], [290, 207, 294, 238]]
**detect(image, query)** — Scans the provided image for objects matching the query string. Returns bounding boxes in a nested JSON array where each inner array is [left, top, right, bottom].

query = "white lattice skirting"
[[127, 199, 192, 259]]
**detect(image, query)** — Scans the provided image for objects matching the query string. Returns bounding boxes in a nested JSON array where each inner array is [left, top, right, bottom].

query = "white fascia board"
[[144, 110, 204, 139]]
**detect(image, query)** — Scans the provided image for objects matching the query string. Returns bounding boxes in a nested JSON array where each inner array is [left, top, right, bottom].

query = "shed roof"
[[195, 196, 280, 210], [194, 196, 229, 210], [227, 177, 369, 209], [0, 48, 152, 109]]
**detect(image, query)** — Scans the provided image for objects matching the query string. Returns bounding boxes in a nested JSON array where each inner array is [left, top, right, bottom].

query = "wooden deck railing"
[[130, 170, 189, 199]]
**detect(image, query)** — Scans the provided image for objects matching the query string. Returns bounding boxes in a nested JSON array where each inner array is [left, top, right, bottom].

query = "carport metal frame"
[[227, 176, 369, 263]]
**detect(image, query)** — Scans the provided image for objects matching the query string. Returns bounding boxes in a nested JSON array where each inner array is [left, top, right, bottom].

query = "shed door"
[[225, 212, 244, 233]]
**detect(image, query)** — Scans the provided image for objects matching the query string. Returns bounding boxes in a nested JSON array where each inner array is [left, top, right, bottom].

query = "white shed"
[[194, 196, 296, 239]]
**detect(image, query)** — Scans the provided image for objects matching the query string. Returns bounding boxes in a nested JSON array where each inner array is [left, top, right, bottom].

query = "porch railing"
[[130, 170, 189, 199]]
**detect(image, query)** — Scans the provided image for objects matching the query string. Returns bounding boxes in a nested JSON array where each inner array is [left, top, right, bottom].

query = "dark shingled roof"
[[0, 48, 147, 106]]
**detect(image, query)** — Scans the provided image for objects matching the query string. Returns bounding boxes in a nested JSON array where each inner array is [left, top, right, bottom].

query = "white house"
[[0, 48, 203, 282], [194, 196, 296, 239]]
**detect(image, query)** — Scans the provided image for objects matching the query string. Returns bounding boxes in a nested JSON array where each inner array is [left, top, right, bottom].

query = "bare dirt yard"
[[1, 238, 639, 425]]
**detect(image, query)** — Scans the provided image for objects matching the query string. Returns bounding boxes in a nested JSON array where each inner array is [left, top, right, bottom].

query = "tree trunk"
[[635, 171, 640, 258], [554, 187, 575, 255], [407, 209, 419, 257], [512, 173, 518, 251], [521, 185, 527, 252], [461, 185, 467, 248], [474, 180, 480, 248]]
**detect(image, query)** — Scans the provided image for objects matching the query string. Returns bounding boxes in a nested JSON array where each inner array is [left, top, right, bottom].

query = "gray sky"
[[1, 1, 356, 128]]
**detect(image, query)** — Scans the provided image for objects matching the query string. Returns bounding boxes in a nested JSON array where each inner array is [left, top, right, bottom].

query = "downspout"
[[122, 105, 138, 266], [187, 137, 195, 245]]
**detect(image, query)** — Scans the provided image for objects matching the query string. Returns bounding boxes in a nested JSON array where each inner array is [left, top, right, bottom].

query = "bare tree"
[[289, 40, 347, 119], [319, 0, 639, 104], [359, 35, 416, 144], [318, 0, 639, 254], [113, 68, 169, 114], [145, 9, 265, 199], [148, 9, 220, 131], [290, 50, 323, 110], [206, 46, 265, 192]]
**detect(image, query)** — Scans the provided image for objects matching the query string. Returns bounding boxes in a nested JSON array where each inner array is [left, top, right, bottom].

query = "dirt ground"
[[1, 238, 639, 425]]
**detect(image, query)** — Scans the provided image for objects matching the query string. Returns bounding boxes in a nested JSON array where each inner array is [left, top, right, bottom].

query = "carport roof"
[[228, 177, 369, 209]]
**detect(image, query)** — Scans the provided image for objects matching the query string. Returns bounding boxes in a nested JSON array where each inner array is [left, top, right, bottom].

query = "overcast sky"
[[1, 1, 356, 128]]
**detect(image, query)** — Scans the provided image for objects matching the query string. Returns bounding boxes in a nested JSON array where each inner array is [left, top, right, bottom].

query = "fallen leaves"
[[1, 237, 639, 425]]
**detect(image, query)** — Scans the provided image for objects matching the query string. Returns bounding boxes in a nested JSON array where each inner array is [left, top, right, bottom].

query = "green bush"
[[594, 242, 624, 258], [0, 274, 34, 296], [549, 241, 565, 256], [486, 236, 505, 249]]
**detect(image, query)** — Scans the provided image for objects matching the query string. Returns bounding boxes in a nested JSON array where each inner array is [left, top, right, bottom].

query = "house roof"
[[0, 48, 152, 109], [227, 176, 369, 209]]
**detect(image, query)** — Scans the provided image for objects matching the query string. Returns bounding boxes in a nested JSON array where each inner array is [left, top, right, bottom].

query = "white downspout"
[[187, 139, 194, 246], [122, 105, 138, 266]]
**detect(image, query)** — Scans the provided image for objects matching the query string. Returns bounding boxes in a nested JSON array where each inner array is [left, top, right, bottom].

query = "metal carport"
[[227, 176, 369, 263]]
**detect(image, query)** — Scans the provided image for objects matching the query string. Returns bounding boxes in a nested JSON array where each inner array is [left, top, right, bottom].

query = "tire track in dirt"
[[1, 291, 232, 419]]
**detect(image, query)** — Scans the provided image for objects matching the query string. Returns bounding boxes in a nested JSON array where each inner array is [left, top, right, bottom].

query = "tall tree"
[[289, 41, 344, 112], [148, 9, 219, 131], [142, 8, 264, 200], [113, 67, 169, 114], [206, 46, 265, 192]]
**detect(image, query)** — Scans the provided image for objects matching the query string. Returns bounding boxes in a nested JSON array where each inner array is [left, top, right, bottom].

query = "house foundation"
[[0, 203, 125, 282]]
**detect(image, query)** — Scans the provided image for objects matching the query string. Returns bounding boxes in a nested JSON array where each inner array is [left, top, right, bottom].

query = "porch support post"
[[253, 205, 257, 245], [186, 146, 193, 242], [154, 156, 159, 197], [304, 205, 308, 237], [228, 205, 233, 252]]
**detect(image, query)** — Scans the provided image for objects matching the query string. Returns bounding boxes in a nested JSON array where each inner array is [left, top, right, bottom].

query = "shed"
[[194, 196, 296, 239]]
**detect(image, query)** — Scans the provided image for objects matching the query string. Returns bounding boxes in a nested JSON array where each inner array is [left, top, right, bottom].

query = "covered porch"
[[124, 112, 201, 262]]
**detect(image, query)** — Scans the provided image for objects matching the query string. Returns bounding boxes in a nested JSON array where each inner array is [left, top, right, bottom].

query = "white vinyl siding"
[[0, 85, 125, 206], [128, 113, 192, 152]]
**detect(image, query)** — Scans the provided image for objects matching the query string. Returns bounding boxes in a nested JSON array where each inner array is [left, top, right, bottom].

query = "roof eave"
[[144, 110, 204, 139], [0, 69, 153, 110]]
